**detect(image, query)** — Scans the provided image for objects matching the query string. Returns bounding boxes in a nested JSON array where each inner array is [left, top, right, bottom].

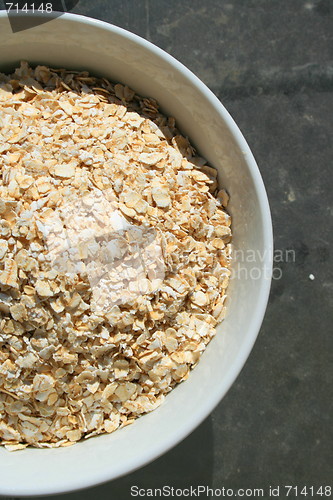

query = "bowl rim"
[[0, 10, 274, 496]]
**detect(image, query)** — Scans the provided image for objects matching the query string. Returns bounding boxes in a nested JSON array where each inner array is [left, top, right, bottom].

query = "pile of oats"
[[0, 62, 232, 450]]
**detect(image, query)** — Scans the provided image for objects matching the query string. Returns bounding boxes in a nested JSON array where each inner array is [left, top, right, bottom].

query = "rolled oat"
[[0, 62, 232, 449]]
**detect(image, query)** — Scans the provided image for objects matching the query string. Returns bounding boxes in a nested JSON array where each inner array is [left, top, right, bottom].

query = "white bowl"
[[0, 12, 273, 496]]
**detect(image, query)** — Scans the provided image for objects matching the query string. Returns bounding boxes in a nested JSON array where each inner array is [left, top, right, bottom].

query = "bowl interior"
[[0, 12, 273, 496]]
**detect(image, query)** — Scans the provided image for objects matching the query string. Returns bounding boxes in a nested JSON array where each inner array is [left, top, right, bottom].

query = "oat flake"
[[0, 62, 232, 449]]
